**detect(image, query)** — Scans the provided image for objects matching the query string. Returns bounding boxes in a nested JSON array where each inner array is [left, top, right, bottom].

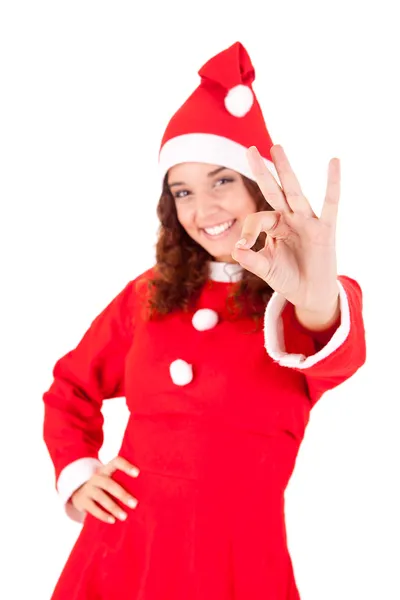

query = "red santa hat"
[[158, 41, 278, 184]]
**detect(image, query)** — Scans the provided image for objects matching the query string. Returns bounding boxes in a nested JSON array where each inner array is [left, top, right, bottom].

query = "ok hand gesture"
[[232, 145, 341, 313]]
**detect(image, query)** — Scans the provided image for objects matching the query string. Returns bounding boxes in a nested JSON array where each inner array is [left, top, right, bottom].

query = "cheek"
[[176, 205, 195, 231], [230, 193, 257, 219]]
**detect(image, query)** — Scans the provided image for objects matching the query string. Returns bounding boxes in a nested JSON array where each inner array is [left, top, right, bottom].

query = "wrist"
[[294, 294, 340, 332]]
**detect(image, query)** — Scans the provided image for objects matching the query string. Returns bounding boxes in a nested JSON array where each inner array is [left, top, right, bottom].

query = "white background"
[[1, 1, 399, 598]]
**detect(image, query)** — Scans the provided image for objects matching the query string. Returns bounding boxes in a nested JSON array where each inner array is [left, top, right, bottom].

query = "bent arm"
[[264, 275, 366, 406], [43, 279, 136, 522]]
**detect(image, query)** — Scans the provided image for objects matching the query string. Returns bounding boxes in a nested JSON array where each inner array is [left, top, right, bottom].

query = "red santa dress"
[[43, 261, 366, 599]]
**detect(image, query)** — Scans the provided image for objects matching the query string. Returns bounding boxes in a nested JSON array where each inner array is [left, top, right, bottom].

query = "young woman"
[[43, 41, 366, 600]]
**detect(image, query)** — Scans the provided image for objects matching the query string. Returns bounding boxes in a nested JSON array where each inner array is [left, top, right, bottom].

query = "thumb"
[[232, 244, 272, 283]]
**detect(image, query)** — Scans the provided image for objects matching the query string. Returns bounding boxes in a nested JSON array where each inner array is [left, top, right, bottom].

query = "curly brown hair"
[[144, 172, 275, 324]]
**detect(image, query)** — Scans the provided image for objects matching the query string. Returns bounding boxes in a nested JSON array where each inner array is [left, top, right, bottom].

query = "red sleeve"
[[42, 279, 136, 486], [283, 299, 342, 353], [264, 275, 366, 406]]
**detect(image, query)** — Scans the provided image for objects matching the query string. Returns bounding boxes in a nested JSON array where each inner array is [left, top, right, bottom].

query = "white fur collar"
[[208, 261, 243, 282]]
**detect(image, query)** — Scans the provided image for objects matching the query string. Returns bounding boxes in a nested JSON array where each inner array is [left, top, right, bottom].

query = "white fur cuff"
[[264, 280, 350, 369]]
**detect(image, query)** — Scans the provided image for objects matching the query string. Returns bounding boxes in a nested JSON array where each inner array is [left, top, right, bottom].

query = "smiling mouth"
[[201, 219, 236, 238]]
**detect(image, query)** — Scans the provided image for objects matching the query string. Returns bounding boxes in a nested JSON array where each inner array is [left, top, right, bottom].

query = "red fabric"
[[43, 270, 366, 599], [280, 275, 366, 406], [285, 301, 342, 349], [198, 41, 255, 90], [42, 280, 136, 484]]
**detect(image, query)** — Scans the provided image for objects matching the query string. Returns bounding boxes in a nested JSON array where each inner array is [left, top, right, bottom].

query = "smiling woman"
[[42, 40, 366, 600]]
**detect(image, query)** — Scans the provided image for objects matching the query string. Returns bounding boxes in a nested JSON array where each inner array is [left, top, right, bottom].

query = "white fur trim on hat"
[[159, 133, 278, 183], [192, 308, 219, 331], [224, 85, 254, 117], [169, 359, 193, 386]]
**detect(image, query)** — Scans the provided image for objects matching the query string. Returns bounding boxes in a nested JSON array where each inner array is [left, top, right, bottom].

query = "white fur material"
[[158, 133, 278, 184], [169, 359, 193, 386], [57, 456, 103, 523], [224, 84, 254, 117], [192, 308, 219, 331], [264, 280, 351, 369], [209, 260, 243, 283], [208, 261, 243, 282]]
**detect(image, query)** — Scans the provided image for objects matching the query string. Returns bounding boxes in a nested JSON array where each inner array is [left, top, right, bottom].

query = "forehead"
[[168, 162, 228, 183]]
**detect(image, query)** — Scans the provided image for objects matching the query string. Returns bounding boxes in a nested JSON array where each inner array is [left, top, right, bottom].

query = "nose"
[[195, 191, 221, 222]]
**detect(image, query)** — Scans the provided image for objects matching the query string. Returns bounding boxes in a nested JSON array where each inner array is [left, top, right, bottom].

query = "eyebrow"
[[168, 166, 228, 188]]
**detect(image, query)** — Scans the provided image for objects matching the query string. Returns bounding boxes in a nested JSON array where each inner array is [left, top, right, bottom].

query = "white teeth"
[[204, 220, 234, 236]]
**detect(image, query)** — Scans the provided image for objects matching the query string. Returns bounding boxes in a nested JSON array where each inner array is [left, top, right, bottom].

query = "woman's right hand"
[[70, 456, 140, 524]]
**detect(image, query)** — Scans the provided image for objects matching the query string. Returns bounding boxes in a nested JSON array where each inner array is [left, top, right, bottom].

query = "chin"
[[194, 236, 237, 262], [207, 246, 236, 263]]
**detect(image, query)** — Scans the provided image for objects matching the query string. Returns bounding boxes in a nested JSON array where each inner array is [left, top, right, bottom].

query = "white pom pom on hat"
[[224, 84, 254, 118]]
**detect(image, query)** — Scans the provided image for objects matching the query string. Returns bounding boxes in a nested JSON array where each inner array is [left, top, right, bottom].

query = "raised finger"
[[91, 488, 130, 521], [102, 456, 140, 478], [320, 158, 340, 225], [270, 145, 316, 217], [93, 474, 139, 510], [84, 498, 118, 524], [247, 146, 291, 213]]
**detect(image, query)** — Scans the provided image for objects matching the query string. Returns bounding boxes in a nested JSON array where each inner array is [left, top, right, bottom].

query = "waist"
[[119, 414, 299, 490]]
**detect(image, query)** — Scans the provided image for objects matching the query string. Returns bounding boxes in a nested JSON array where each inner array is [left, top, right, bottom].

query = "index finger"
[[235, 210, 289, 250], [102, 456, 140, 477], [247, 146, 291, 213]]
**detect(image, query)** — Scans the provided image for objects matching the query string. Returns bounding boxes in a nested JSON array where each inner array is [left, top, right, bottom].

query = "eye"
[[173, 177, 234, 199], [215, 177, 234, 187], [174, 189, 190, 200]]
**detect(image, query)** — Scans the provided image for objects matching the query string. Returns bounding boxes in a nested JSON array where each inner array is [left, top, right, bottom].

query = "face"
[[167, 162, 257, 263]]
